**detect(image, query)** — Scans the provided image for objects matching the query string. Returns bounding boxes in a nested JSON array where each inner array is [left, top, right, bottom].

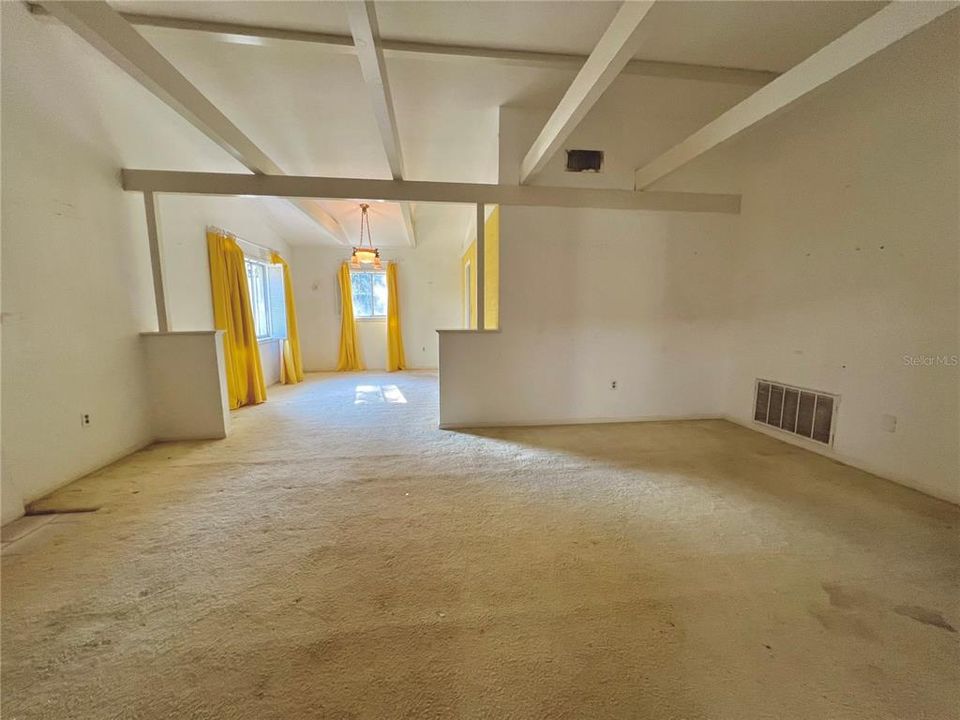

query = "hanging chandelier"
[[350, 203, 382, 270]]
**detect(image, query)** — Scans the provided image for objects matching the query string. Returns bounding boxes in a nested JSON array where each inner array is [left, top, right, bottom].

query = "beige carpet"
[[2, 371, 958, 719]]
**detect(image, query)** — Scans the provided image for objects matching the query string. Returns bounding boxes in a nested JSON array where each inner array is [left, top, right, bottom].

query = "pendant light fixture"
[[349, 203, 382, 270]]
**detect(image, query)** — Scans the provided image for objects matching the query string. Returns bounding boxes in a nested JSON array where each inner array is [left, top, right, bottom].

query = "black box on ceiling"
[[565, 149, 604, 173]]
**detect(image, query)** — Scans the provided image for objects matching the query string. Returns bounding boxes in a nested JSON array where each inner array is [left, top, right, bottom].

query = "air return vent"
[[565, 149, 604, 173], [753, 379, 838, 445]]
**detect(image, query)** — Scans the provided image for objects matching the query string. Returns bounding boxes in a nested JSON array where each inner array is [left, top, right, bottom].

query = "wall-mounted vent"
[[753, 379, 838, 445], [565, 149, 604, 173]]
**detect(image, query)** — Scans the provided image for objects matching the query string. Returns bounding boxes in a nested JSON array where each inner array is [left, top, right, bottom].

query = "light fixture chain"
[[360, 203, 370, 248]]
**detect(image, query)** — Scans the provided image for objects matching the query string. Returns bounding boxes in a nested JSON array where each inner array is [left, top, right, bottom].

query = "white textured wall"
[[439, 101, 739, 427], [292, 204, 464, 371], [439, 205, 737, 426], [442, 12, 959, 502], [1, 4, 156, 519], [153, 194, 291, 386], [142, 331, 229, 441], [654, 13, 960, 502], [154, 194, 290, 332], [0, 4, 292, 521]]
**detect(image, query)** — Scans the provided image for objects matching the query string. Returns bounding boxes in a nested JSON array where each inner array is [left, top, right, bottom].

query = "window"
[[351, 270, 387, 319], [245, 258, 287, 339]]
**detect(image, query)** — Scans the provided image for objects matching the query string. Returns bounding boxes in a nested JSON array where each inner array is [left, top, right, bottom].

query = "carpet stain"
[[822, 582, 869, 609], [809, 606, 877, 642], [2, 372, 958, 719], [893, 605, 957, 633]]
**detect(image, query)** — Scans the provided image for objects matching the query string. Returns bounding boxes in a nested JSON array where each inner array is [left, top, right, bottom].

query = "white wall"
[[154, 194, 291, 331], [439, 205, 737, 426], [142, 331, 229, 441], [154, 194, 292, 385], [441, 12, 959, 502], [654, 12, 960, 503], [0, 4, 293, 521], [1, 4, 156, 520], [440, 100, 739, 427], [497, 71, 754, 191], [291, 204, 464, 371]]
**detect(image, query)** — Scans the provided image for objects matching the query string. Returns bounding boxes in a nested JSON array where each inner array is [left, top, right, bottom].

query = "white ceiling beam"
[[346, 0, 404, 180], [519, 1, 656, 184], [39, 1, 348, 244], [382, 42, 775, 87], [27, 3, 777, 87], [634, 1, 960, 189], [399, 204, 417, 248], [346, 0, 416, 248], [120, 169, 742, 215]]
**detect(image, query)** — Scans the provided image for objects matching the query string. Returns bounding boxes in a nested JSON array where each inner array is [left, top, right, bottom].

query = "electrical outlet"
[[611, 380, 617, 390], [880, 414, 897, 433], [80, 413, 91, 427]]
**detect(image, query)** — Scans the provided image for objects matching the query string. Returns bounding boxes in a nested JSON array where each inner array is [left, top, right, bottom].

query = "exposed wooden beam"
[[27, 2, 777, 87], [634, 1, 960, 189], [520, 1, 656, 184], [346, 0, 416, 247], [120, 169, 742, 214], [39, 0, 348, 244]]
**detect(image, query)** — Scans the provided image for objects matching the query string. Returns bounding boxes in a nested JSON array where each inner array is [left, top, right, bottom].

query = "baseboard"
[[153, 432, 226, 442], [722, 415, 960, 506], [439, 414, 723, 430]]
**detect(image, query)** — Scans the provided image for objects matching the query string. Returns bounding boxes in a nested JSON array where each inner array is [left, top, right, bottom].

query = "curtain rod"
[[207, 225, 278, 256]]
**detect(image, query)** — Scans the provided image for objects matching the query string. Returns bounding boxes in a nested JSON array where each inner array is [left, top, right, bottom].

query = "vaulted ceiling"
[[113, 1, 886, 72], [29, 1, 890, 246]]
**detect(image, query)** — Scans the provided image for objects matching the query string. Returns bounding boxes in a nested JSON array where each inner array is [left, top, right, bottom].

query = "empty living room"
[[1, 0, 958, 718]]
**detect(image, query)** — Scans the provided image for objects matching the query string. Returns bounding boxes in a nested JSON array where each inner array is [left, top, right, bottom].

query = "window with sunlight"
[[351, 270, 387, 319], [245, 258, 287, 340]]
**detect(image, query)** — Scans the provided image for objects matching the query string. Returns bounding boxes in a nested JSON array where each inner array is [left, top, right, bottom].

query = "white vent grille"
[[753, 379, 838, 445]]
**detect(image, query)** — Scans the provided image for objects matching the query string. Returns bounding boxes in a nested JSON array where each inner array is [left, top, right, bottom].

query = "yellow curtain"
[[207, 230, 267, 408], [386, 262, 406, 371], [336, 263, 364, 371], [269, 252, 304, 384]]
